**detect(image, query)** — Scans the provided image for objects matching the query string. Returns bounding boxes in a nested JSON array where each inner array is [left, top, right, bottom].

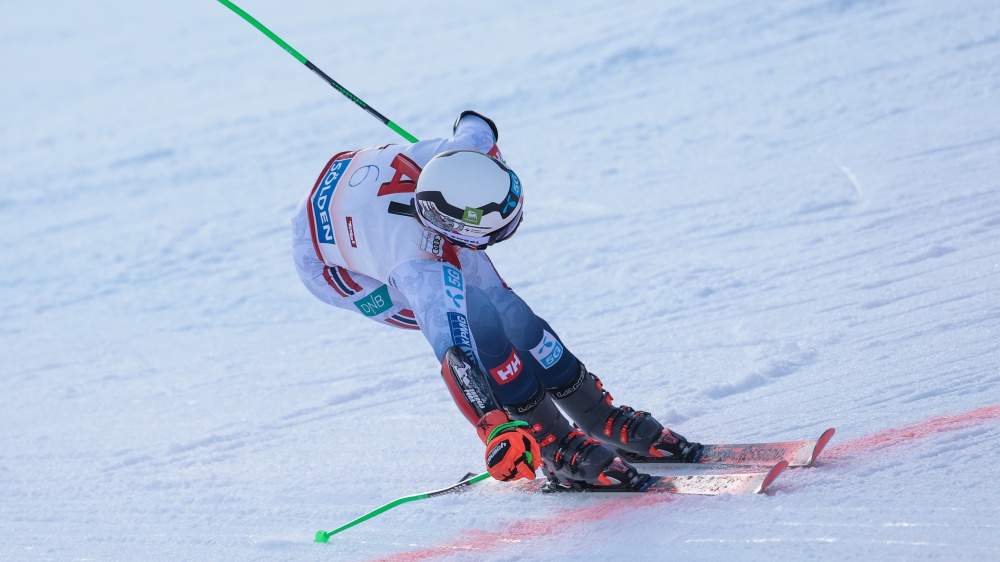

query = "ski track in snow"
[[369, 405, 1000, 561], [2, 0, 1000, 560]]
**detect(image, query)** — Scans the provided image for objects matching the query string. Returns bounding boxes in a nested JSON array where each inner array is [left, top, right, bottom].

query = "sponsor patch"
[[552, 367, 586, 399], [487, 440, 509, 467], [454, 360, 490, 412], [530, 329, 564, 369], [502, 171, 521, 216], [442, 264, 465, 311], [442, 265, 464, 290], [420, 229, 445, 257], [487, 144, 503, 162], [508, 171, 521, 197], [447, 312, 474, 354], [489, 349, 523, 386], [353, 284, 392, 317], [462, 207, 483, 225], [510, 388, 545, 414], [346, 216, 357, 248], [312, 158, 351, 245]]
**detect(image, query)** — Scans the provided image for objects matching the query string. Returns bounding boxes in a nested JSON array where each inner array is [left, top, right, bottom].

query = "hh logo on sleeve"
[[490, 349, 523, 385]]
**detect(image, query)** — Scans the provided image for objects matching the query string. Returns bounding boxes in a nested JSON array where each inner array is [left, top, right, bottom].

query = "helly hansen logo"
[[490, 349, 523, 385]]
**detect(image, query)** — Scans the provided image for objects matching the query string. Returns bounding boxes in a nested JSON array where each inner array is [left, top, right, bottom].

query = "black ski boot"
[[507, 387, 646, 491], [550, 363, 703, 463]]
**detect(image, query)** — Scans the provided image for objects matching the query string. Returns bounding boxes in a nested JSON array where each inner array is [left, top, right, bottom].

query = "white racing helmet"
[[414, 150, 523, 250]]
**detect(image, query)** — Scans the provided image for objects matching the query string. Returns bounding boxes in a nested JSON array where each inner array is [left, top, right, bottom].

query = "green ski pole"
[[314, 472, 492, 543], [216, 0, 419, 143]]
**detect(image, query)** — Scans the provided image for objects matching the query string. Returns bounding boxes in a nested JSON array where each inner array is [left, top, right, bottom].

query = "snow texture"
[[2, 0, 999, 560]]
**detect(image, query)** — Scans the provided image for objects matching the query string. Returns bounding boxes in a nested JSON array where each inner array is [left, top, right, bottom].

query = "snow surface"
[[2, 0, 999, 560]]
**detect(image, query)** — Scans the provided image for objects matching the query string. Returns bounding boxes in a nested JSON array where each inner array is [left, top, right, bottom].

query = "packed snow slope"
[[2, 0, 999, 560]]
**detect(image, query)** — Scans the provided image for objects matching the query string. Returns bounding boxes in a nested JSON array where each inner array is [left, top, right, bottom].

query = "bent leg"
[[456, 251, 700, 459], [459, 250, 580, 389], [465, 285, 542, 407], [388, 259, 544, 406]]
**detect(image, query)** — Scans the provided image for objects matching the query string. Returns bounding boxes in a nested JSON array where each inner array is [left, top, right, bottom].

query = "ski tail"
[[808, 428, 836, 466]]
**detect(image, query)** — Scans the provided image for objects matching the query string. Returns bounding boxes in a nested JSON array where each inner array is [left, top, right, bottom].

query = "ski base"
[[624, 428, 835, 468], [501, 461, 788, 495]]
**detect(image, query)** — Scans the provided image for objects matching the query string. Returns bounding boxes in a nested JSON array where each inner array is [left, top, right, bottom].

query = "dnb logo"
[[354, 284, 393, 317], [312, 158, 351, 244], [489, 349, 523, 386]]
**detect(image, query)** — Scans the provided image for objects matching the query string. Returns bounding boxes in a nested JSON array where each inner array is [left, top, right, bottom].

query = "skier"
[[292, 112, 702, 490]]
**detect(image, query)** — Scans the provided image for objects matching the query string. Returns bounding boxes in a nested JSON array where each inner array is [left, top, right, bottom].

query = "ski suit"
[[291, 115, 580, 408]]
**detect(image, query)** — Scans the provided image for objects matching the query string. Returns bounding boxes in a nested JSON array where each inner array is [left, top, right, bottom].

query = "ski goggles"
[[421, 205, 524, 251], [414, 181, 521, 223]]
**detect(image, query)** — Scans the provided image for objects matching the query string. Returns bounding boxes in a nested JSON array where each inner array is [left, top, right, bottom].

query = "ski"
[[623, 428, 835, 468], [498, 460, 788, 495], [314, 430, 832, 541], [315, 458, 789, 542]]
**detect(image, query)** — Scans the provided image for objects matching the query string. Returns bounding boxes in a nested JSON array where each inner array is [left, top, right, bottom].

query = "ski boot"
[[550, 363, 703, 463], [507, 387, 647, 491]]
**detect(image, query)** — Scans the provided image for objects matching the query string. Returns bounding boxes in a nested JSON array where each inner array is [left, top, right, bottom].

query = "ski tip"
[[807, 428, 836, 466], [315, 530, 331, 543], [758, 460, 789, 494]]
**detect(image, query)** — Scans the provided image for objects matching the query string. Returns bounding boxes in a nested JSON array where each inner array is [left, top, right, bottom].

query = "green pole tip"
[[315, 530, 331, 543]]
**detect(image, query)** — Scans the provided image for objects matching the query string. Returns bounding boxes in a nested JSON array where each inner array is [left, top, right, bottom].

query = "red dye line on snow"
[[370, 403, 1000, 562], [824, 403, 1000, 460], [371, 492, 674, 562]]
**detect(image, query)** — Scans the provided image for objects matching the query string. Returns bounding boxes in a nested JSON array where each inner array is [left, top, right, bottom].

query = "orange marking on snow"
[[825, 404, 1000, 459], [370, 493, 674, 562], [371, 403, 1000, 561]]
